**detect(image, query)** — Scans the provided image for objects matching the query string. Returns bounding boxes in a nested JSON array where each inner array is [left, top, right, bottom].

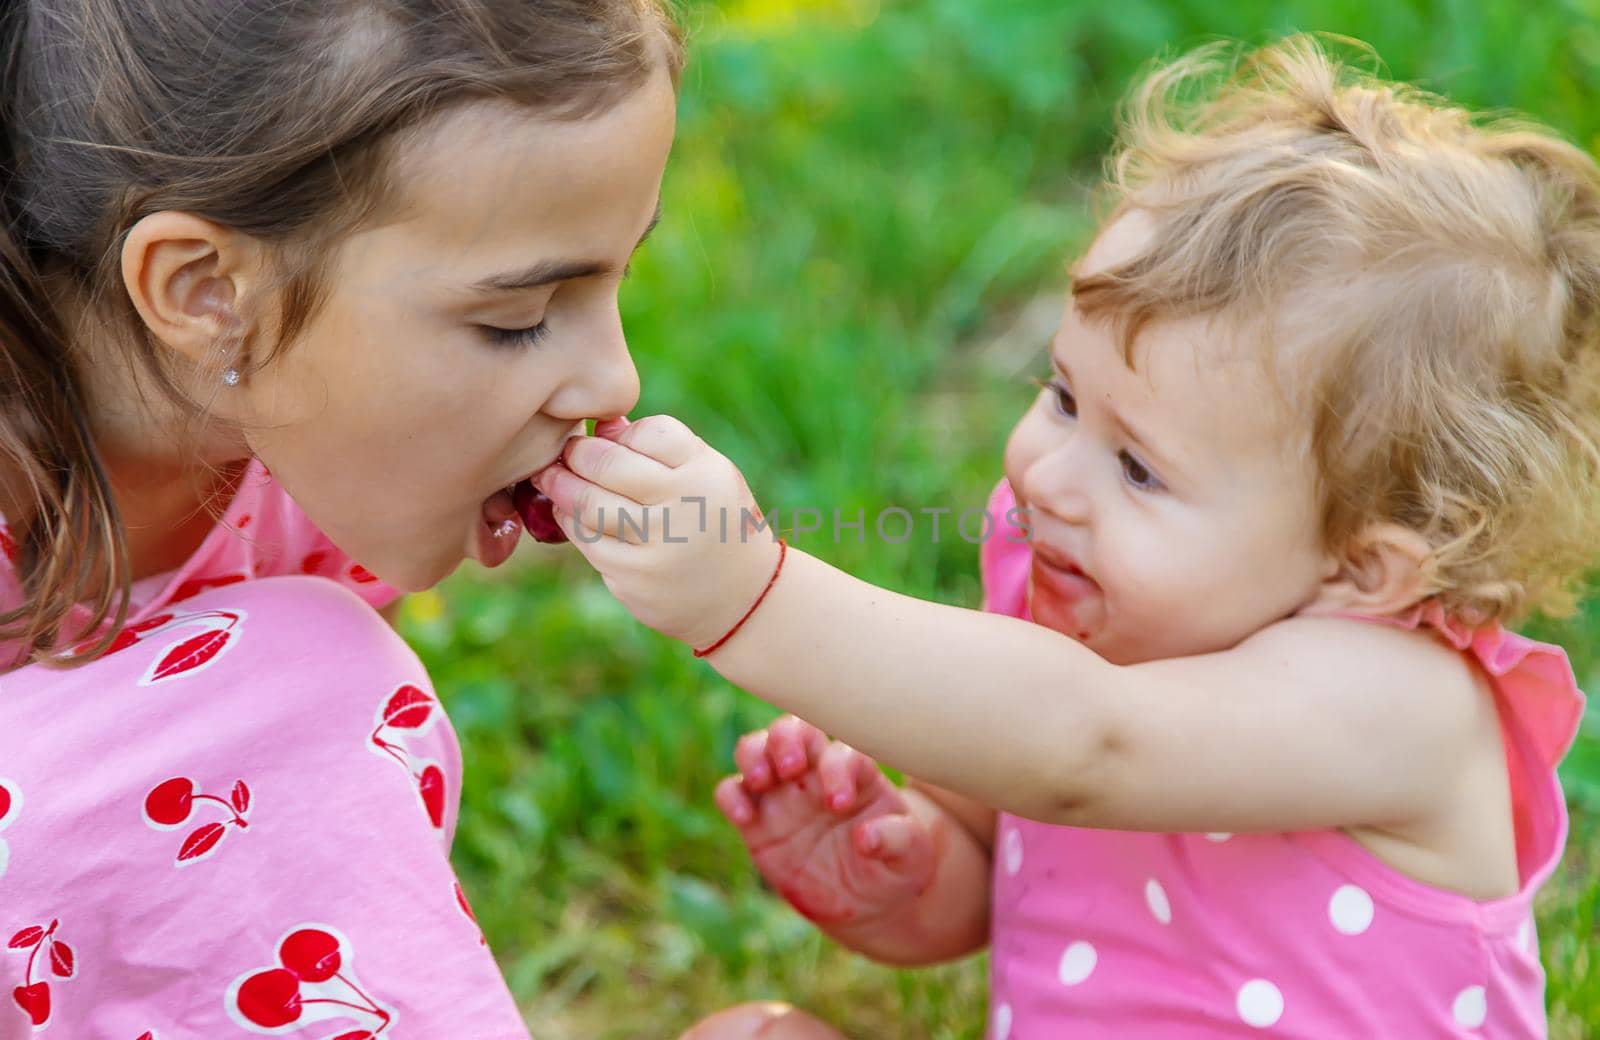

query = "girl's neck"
[[103, 451, 250, 581]]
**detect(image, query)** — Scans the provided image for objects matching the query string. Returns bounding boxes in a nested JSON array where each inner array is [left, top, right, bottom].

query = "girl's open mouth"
[[477, 477, 564, 569]]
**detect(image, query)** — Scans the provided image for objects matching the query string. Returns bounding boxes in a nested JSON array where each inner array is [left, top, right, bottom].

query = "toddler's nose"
[[1025, 441, 1095, 526]]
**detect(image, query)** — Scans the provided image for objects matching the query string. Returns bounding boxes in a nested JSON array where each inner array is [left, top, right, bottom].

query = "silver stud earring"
[[221, 368, 241, 387]]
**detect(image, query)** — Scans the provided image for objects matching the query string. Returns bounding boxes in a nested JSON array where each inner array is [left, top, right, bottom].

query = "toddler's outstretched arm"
[[535, 417, 1483, 838]]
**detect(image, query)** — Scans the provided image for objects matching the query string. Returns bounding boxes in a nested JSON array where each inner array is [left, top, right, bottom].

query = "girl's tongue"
[[513, 478, 566, 543]]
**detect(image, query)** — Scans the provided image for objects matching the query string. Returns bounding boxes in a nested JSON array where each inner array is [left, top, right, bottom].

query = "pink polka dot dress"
[[980, 480, 1583, 1039], [0, 460, 531, 1038]]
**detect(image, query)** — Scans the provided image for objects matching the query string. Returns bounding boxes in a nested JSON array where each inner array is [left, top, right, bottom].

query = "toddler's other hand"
[[533, 414, 779, 650], [716, 715, 936, 926]]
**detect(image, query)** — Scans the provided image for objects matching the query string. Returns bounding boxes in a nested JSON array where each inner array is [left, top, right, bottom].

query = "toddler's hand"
[[533, 415, 780, 651], [716, 715, 936, 926]]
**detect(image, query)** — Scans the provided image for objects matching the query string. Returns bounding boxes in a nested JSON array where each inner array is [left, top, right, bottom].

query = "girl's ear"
[[120, 211, 267, 373], [1318, 523, 1437, 617]]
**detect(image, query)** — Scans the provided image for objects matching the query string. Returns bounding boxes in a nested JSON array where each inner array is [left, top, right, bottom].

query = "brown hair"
[[0, 0, 682, 666], [1073, 35, 1600, 624]]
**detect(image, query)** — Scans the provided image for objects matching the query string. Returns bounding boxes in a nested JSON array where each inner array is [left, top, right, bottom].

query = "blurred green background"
[[399, 2, 1600, 1036]]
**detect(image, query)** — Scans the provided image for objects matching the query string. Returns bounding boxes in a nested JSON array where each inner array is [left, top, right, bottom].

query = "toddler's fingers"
[[817, 740, 867, 813], [607, 414, 701, 468], [734, 729, 776, 792], [533, 464, 650, 544], [562, 435, 676, 505], [766, 714, 826, 781], [715, 774, 756, 827], [853, 814, 931, 870]]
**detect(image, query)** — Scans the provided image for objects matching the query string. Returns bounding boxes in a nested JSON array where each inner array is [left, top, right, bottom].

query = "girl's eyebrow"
[[466, 202, 663, 296]]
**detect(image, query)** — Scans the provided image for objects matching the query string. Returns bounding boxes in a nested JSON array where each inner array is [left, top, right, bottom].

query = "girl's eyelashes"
[[1034, 376, 1077, 419], [480, 321, 550, 350], [1119, 450, 1164, 492]]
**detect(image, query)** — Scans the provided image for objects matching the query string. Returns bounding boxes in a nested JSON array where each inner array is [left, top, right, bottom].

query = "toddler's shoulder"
[[1243, 612, 1497, 743]]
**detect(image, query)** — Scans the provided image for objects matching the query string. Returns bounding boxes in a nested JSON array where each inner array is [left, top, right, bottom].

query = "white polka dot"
[[1205, 832, 1233, 842], [1328, 884, 1374, 935], [1003, 828, 1024, 876], [993, 1002, 1012, 1040], [1145, 878, 1172, 924], [1058, 941, 1097, 986], [1452, 986, 1487, 1029], [1516, 917, 1532, 952], [1236, 979, 1284, 1027]]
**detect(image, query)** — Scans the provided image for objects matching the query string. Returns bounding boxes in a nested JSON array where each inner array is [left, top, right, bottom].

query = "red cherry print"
[[130, 612, 176, 635], [47, 940, 73, 979], [454, 881, 478, 924], [330, 1032, 375, 1040], [380, 685, 434, 730], [144, 778, 196, 827], [11, 982, 49, 1027], [234, 968, 302, 1028], [105, 627, 142, 654], [8, 926, 42, 949], [299, 550, 330, 575], [0, 784, 10, 822], [418, 764, 446, 829], [177, 822, 227, 863], [347, 563, 377, 584], [230, 780, 251, 816], [147, 628, 231, 681], [0, 524, 16, 562], [277, 927, 341, 983], [136, 1033, 155, 1040], [237, 513, 251, 528], [170, 572, 248, 603]]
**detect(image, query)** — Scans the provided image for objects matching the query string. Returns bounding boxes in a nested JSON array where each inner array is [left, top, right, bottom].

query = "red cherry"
[[11, 982, 49, 1026], [144, 777, 196, 826], [234, 968, 301, 1028], [513, 480, 566, 543], [277, 928, 340, 983], [418, 765, 446, 829], [0, 784, 11, 821], [329, 1032, 375, 1040]]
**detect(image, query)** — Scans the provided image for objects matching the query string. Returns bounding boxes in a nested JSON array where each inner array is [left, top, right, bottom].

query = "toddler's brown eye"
[[1119, 450, 1160, 491], [1037, 378, 1076, 418]]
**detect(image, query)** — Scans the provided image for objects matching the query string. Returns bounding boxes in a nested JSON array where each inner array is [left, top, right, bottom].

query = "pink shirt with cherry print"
[[0, 459, 532, 1039], [980, 478, 1583, 1040]]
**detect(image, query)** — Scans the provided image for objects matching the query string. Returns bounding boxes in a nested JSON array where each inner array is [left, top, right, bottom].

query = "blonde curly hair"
[[1072, 34, 1600, 625]]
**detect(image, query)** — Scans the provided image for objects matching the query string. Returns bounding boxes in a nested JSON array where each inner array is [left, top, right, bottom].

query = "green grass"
[[404, 2, 1600, 1036]]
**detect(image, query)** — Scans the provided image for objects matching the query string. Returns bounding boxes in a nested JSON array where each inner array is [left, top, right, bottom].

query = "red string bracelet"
[[694, 539, 788, 658]]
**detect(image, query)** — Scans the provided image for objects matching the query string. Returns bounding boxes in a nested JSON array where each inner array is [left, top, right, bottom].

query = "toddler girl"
[[539, 37, 1599, 1038], [0, 0, 677, 1034]]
